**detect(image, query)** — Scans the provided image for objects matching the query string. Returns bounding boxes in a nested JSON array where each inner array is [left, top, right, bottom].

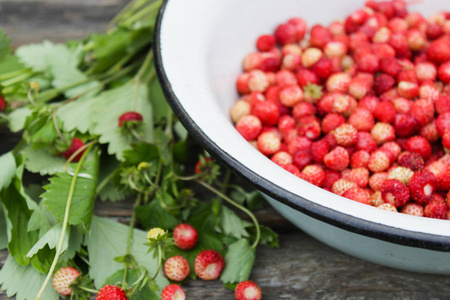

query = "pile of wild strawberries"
[[231, 0, 450, 219]]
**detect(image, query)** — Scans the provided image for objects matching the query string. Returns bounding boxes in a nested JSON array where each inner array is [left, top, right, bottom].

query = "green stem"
[[196, 180, 261, 249], [78, 286, 99, 294], [121, 0, 162, 28], [35, 144, 94, 300], [220, 169, 232, 194], [134, 50, 153, 83], [106, 0, 146, 30], [122, 194, 142, 288], [0, 68, 31, 81], [1, 71, 34, 86], [96, 172, 115, 194], [150, 243, 162, 281]]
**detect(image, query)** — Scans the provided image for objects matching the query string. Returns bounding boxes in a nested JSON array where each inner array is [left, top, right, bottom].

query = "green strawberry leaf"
[[136, 199, 179, 230], [0, 255, 59, 300], [7, 106, 32, 132], [56, 94, 100, 133], [0, 177, 38, 266], [220, 239, 256, 284], [91, 83, 154, 161], [23, 145, 66, 175], [97, 152, 126, 202], [0, 152, 16, 191], [0, 203, 7, 250], [16, 40, 80, 73], [220, 206, 252, 240], [248, 225, 279, 248], [25, 223, 69, 259], [85, 216, 169, 291], [41, 148, 99, 230], [149, 77, 170, 124]]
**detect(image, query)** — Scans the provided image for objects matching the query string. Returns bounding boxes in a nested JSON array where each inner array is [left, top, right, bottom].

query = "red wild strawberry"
[[393, 113, 418, 137], [379, 57, 402, 77], [309, 24, 332, 49], [343, 167, 369, 188], [173, 223, 198, 250], [426, 36, 450, 64], [297, 115, 321, 140], [408, 170, 438, 206], [281, 164, 301, 176], [287, 137, 311, 155], [424, 194, 447, 219], [62, 138, 85, 162], [398, 151, 425, 171], [292, 151, 312, 170], [310, 139, 330, 163], [161, 284, 186, 300], [118, 111, 143, 127], [311, 57, 333, 79], [0, 96, 6, 111], [292, 102, 316, 120], [242, 52, 263, 71], [349, 108, 374, 132], [348, 76, 371, 100], [288, 17, 308, 40], [194, 250, 225, 280], [400, 203, 424, 217], [420, 121, 439, 143], [405, 136, 432, 160], [302, 164, 325, 187], [235, 280, 262, 300], [381, 179, 410, 208], [321, 113, 346, 134], [415, 62, 437, 82], [351, 150, 370, 169], [275, 23, 297, 45], [355, 132, 377, 152], [438, 62, 450, 84], [369, 172, 389, 192], [296, 68, 320, 87], [435, 95, 450, 114], [235, 115, 262, 141], [373, 101, 396, 124], [342, 187, 371, 205], [426, 160, 450, 191], [324, 146, 349, 171], [164, 255, 190, 282], [397, 81, 419, 99], [256, 34, 276, 52], [96, 285, 127, 300], [275, 70, 297, 87], [411, 99, 434, 126], [322, 170, 341, 190], [373, 74, 395, 95], [52, 267, 80, 296], [251, 100, 280, 126], [436, 112, 450, 137]]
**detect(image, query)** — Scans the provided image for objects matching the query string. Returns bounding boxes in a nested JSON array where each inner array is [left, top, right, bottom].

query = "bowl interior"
[[156, 0, 450, 248]]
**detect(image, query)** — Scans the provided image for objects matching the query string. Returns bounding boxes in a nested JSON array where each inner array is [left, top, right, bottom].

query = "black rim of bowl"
[[153, 0, 450, 252]]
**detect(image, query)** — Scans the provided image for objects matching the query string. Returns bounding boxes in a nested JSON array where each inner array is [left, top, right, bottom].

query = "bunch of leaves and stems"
[[0, 0, 279, 299]]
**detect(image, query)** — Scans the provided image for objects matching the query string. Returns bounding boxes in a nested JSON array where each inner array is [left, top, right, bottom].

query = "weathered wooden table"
[[1, 1, 450, 299]]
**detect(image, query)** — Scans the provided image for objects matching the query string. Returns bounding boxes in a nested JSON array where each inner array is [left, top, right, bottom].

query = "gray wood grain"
[[2, 0, 450, 299]]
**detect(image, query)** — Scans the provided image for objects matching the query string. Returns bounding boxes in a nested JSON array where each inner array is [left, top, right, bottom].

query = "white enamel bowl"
[[154, 0, 450, 273]]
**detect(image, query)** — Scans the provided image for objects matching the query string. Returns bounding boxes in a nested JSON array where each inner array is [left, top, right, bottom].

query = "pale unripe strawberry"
[[371, 122, 396, 144], [164, 256, 190, 282], [243, 52, 263, 71], [248, 70, 269, 92], [324, 41, 347, 58], [332, 124, 358, 147], [387, 166, 414, 185], [302, 47, 323, 68], [279, 85, 303, 107], [368, 151, 391, 173], [377, 203, 398, 212], [332, 178, 357, 196], [257, 131, 281, 155], [401, 203, 424, 217], [52, 267, 80, 296], [230, 100, 251, 123], [372, 27, 391, 43], [371, 191, 384, 207]]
